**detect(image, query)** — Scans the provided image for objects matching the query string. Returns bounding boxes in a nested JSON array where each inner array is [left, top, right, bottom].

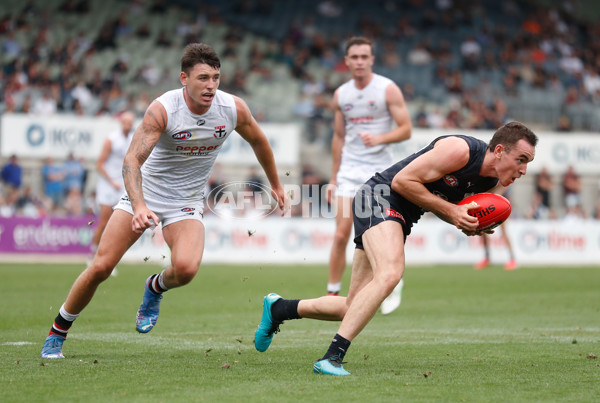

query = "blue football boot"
[[313, 355, 351, 376], [254, 293, 283, 352], [136, 277, 163, 333], [40, 334, 65, 359]]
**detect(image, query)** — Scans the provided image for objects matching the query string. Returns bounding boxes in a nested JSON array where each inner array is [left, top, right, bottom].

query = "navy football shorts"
[[352, 184, 413, 250]]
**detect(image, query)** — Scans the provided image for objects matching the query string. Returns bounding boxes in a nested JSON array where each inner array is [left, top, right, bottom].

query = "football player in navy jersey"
[[255, 121, 537, 375]]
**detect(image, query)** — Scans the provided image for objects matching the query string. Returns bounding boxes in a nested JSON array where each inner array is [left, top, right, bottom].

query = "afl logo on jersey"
[[197, 119, 205, 126], [214, 125, 226, 139], [343, 104, 353, 112], [443, 175, 458, 186], [172, 131, 192, 140]]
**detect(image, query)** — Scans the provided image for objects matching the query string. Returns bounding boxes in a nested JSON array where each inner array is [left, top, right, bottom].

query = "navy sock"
[[271, 299, 300, 322], [322, 333, 351, 361]]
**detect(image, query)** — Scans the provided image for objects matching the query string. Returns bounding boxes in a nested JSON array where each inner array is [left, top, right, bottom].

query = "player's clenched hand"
[[359, 132, 379, 147], [271, 184, 290, 216], [454, 201, 480, 235], [131, 205, 159, 233]]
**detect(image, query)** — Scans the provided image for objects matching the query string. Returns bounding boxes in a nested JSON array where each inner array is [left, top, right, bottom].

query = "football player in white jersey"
[[327, 37, 412, 315], [41, 43, 288, 359], [89, 110, 136, 274]]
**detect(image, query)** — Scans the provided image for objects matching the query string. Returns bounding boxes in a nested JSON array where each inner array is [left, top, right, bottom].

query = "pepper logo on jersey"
[[175, 144, 221, 155], [172, 131, 192, 140], [443, 175, 458, 186], [214, 125, 226, 138], [343, 104, 353, 112]]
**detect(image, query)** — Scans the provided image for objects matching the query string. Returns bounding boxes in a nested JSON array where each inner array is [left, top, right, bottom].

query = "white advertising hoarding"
[[123, 217, 600, 266], [0, 114, 300, 166]]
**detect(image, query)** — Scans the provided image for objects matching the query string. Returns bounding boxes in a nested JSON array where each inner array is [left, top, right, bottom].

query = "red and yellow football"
[[458, 192, 512, 231]]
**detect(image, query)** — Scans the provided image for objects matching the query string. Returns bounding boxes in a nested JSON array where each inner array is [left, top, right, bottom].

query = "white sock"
[[327, 282, 341, 293], [59, 303, 80, 322], [157, 269, 168, 291]]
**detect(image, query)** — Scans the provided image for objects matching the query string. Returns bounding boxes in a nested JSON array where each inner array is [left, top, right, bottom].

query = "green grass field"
[[1, 262, 599, 402]]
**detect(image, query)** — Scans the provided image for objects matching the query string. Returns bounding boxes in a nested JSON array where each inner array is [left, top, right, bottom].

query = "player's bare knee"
[[171, 261, 200, 285], [333, 230, 350, 246], [379, 271, 402, 294], [86, 262, 113, 282]]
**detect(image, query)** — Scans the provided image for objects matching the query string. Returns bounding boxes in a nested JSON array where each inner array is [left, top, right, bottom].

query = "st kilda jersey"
[[141, 88, 237, 203], [366, 135, 499, 225]]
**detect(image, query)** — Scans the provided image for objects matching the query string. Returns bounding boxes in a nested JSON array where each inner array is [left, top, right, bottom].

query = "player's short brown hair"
[[489, 121, 538, 152], [181, 43, 221, 74], [345, 36, 374, 55]]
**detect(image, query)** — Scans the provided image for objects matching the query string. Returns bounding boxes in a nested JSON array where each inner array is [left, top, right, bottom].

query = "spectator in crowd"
[[381, 41, 401, 67], [535, 166, 554, 211], [562, 165, 582, 208], [593, 198, 600, 220], [1, 154, 22, 190], [42, 157, 65, 211], [32, 90, 58, 116], [556, 115, 572, 132], [63, 153, 86, 216], [16, 185, 46, 218], [407, 41, 432, 66], [246, 166, 264, 193], [526, 192, 553, 220], [563, 203, 586, 221], [414, 105, 430, 128]]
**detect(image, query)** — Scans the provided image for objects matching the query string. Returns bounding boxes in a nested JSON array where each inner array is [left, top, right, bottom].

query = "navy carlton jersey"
[[366, 135, 499, 225]]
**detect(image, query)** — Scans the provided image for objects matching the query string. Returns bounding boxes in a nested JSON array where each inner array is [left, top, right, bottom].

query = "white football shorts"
[[114, 193, 204, 228], [96, 178, 124, 207], [336, 161, 389, 199]]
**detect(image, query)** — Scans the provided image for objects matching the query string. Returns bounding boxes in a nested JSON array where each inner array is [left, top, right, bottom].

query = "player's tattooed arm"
[[122, 101, 167, 209]]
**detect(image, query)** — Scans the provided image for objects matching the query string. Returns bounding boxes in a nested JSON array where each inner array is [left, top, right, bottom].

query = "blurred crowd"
[[0, 154, 94, 218], [2, 0, 600, 132]]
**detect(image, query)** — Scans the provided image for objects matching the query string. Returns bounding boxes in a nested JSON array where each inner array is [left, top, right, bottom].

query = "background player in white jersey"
[[41, 43, 288, 359], [327, 37, 412, 315], [89, 110, 135, 273]]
